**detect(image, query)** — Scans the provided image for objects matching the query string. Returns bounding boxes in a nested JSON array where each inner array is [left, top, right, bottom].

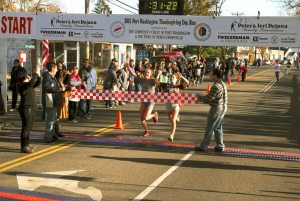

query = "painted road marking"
[[0, 142, 77, 173], [0, 191, 60, 201], [0, 125, 115, 173], [63, 136, 300, 162], [259, 73, 284, 93], [17, 170, 102, 201], [0, 187, 92, 201], [0, 142, 73, 169], [132, 151, 195, 201]]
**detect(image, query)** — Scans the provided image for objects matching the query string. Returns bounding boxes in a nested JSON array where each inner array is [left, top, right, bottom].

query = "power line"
[[106, 0, 137, 14], [114, 0, 138, 11]]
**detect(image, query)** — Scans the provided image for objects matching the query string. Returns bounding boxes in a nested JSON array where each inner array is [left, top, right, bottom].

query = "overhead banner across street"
[[1, 12, 300, 47]]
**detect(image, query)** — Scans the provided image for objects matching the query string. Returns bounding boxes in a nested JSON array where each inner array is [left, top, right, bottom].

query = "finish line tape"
[[72, 89, 199, 104]]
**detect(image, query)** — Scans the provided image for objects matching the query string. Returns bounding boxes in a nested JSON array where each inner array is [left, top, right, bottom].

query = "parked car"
[[151, 51, 187, 64], [205, 56, 220, 73]]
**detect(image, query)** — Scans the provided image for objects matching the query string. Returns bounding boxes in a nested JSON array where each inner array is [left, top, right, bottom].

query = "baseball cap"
[[144, 58, 149, 61]]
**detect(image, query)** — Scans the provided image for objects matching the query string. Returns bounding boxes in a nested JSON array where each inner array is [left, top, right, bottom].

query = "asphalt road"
[[0, 65, 299, 201]]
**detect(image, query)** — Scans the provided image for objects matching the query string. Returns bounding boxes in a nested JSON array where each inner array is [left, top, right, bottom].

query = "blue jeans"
[[199, 105, 227, 150], [45, 107, 59, 142], [77, 99, 87, 116]]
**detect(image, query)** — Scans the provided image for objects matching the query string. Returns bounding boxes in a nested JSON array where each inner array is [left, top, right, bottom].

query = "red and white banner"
[[42, 40, 49, 68], [72, 89, 199, 104], [0, 13, 36, 39]]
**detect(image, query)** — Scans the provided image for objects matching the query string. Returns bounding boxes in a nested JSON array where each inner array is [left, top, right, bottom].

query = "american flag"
[[42, 40, 49, 68]]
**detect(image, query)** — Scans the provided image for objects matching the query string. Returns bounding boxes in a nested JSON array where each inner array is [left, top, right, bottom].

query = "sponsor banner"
[[1, 12, 300, 47], [36, 13, 105, 41], [0, 12, 36, 39], [36, 14, 300, 47]]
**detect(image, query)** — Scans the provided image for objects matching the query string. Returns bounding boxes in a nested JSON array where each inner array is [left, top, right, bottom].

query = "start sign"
[[0, 13, 35, 39]]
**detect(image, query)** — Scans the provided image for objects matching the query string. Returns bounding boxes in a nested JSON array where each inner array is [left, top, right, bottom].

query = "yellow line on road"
[[0, 125, 116, 172], [0, 142, 77, 173], [0, 142, 72, 168]]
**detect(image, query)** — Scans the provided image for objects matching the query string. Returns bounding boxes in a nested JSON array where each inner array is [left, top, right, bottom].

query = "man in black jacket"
[[9, 59, 27, 112], [42, 62, 64, 143], [17, 66, 41, 153]]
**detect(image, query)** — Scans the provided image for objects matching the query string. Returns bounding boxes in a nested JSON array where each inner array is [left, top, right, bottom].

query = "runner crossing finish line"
[[72, 89, 199, 104]]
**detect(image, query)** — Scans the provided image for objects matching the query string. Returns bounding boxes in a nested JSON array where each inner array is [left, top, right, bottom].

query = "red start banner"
[[0, 13, 35, 38]]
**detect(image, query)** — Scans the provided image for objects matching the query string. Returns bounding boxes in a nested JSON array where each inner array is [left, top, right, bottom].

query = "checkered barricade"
[[72, 89, 199, 104]]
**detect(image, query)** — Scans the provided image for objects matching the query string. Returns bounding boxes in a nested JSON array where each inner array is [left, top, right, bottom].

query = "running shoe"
[[143, 131, 150, 137]]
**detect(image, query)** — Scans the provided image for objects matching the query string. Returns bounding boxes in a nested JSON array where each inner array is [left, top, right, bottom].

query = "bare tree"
[[283, 0, 300, 8], [0, 0, 61, 12]]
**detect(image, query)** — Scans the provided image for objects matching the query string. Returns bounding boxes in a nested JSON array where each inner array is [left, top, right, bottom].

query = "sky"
[[59, 0, 288, 16]]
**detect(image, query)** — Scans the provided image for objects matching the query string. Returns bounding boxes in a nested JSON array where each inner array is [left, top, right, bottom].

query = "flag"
[[42, 40, 49, 68]]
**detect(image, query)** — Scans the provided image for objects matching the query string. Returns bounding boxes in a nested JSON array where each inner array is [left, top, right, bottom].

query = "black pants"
[[275, 72, 280, 82], [12, 88, 18, 109], [19, 106, 35, 148], [69, 101, 78, 121], [86, 99, 91, 114]]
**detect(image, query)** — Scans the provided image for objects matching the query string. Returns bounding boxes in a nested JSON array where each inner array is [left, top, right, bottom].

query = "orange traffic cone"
[[237, 74, 241, 82], [115, 111, 123, 129], [227, 78, 231, 86], [206, 84, 211, 94]]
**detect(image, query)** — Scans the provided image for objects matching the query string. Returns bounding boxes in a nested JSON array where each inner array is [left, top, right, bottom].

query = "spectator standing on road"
[[239, 62, 248, 82], [0, 80, 5, 117], [286, 60, 291, 75], [196, 68, 228, 152], [17, 67, 41, 153], [164, 72, 189, 142], [78, 59, 89, 119], [103, 64, 119, 108], [274, 60, 281, 83], [68, 66, 81, 123], [57, 69, 69, 120], [128, 67, 162, 137], [9, 59, 27, 112], [42, 62, 64, 143]]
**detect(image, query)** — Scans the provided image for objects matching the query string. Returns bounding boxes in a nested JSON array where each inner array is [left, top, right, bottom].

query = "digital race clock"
[[139, 0, 184, 15]]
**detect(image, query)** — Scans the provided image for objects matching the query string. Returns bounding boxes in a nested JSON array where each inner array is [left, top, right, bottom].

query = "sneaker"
[[214, 146, 225, 153], [168, 136, 174, 142], [9, 108, 15, 112], [20, 146, 35, 153], [72, 120, 79, 123], [57, 133, 65, 138], [119, 102, 126, 106], [152, 112, 158, 123], [195, 146, 208, 152], [143, 131, 150, 137]]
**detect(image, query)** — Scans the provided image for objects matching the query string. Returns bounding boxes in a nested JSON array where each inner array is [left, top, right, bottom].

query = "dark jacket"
[[18, 73, 41, 108], [103, 69, 118, 90], [9, 65, 27, 89], [0, 81, 5, 116], [42, 72, 60, 108]]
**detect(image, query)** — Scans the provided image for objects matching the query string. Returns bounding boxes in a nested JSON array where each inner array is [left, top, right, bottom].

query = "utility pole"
[[85, 0, 90, 60]]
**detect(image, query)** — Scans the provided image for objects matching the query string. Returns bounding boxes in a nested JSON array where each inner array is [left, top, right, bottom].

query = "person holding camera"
[[17, 66, 41, 153], [9, 59, 27, 112]]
